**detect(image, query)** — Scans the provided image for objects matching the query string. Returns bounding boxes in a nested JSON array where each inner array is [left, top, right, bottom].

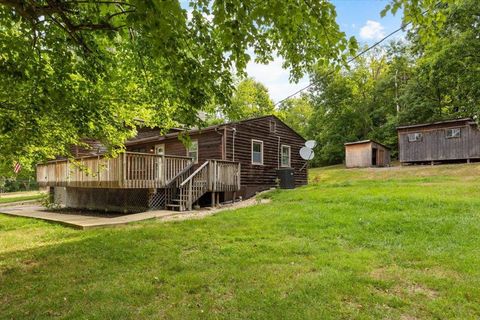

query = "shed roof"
[[396, 118, 474, 130], [344, 139, 391, 150]]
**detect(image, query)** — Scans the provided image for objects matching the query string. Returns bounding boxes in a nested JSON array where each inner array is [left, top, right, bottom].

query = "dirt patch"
[[421, 266, 462, 280], [370, 265, 438, 300], [370, 265, 403, 281], [22, 259, 41, 270], [404, 284, 438, 299]]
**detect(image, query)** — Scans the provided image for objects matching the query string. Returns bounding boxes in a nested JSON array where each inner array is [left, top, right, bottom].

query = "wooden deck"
[[37, 152, 193, 189], [37, 153, 241, 191], [37, 153, 242, 212]]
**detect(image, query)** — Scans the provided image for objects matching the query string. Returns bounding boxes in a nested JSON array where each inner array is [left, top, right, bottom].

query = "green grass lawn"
[[1, 164, 480, 319], [0, 191, 44, 203]]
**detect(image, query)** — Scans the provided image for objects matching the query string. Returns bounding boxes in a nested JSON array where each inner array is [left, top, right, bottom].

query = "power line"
[[274, 19, 412, 106]]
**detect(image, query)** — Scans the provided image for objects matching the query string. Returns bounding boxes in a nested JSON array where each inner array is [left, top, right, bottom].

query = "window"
[[408, 132, 422, 142], [251, 140, 263, 165], [281, 145, 291, 167], [446, 128, 461, 139], [188, 140, 198, 163], [269, 120, 276, 133]]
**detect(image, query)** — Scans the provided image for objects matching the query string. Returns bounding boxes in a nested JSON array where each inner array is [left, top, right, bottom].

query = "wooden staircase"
[[166, 161, 209, 211], [165, 160, 240, 212]]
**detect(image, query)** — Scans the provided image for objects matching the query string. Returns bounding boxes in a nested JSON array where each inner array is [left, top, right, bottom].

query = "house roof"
[[126, 115, 306, 146], [396, 118, 474, 130], [344, 139, 391, 150]]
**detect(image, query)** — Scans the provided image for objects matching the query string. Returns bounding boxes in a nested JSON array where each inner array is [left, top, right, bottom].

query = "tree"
[[394, 0, 480, 124], [0, 0, 357, 170], [307, 46, 412, 165], [305, 0, 480, 166], [225, 78, 275, 121], [278, 95, 313, 138]]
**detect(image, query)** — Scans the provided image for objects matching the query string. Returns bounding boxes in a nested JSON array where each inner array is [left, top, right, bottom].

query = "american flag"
[[13, 162, 21, 174]]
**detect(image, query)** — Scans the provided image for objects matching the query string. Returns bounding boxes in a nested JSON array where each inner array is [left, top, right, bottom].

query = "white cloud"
[[246, 56, 309, 104], [359, 20, 385, 40]]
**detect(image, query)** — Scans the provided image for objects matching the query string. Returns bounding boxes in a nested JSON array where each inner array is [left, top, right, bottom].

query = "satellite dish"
[[197, 111, 207, 121], [305, 140, 317, 149], [300, 146, 314, 160]]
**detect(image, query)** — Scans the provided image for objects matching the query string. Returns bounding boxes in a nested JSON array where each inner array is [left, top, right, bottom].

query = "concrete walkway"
[[0, 204, 177, 229], [0, 197, 269, 229]]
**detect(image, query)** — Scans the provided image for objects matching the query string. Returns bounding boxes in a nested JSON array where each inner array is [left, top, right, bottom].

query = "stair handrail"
[[165, 162, 195, 187], [179, 161, 209, 188]]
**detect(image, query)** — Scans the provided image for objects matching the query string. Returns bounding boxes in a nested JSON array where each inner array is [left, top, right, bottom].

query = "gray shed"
[[397, 118, 480, 165], [344, 140, 390, 168]]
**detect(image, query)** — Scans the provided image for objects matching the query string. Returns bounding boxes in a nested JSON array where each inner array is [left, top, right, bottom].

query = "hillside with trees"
[[280, 0, 479, 166], [0, 0, 477, 175]]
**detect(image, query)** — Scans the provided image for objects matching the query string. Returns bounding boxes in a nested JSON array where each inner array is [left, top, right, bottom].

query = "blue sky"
[[246, 0, 405, 102]]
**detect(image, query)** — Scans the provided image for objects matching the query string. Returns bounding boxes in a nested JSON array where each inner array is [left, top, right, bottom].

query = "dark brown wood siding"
[[126, 131, 223, 163], [126, 116, 308, 198], [224, 116, 307, 197], [398, 121, 480, 163]]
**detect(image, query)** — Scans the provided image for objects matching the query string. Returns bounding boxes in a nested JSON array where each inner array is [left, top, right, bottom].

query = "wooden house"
[[344, 140, 390, 168], [397, 118, 480, 165], [37, 115, 307, 212]]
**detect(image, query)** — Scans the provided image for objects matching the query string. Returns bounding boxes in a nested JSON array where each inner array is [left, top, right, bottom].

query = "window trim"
[[187, 139, 199, 163], [280, 144, 291, 167], [251, 139, 264, 165], [408, 132, 422, 142], [446, 128, 461, 139]]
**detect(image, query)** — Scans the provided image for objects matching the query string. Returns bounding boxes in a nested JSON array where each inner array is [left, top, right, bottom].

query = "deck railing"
[[37, 152, 193, 189], [208, 160, 241, 192], [172, 160, 241, 211]]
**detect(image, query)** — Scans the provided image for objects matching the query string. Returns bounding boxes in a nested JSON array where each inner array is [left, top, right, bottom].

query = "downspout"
[[215, 127, 225, 160], [277, 136, 281, 169], [223, 126, 227, 160], [232, 127, 236, 162]]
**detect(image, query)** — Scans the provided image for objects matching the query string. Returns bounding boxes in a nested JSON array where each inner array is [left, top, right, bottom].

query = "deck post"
[[237, 162, 241, 190], [188, 180, 193, 211], [162, 155, 166, 185], [213, 160, 217, 192], [66, 159, 70, 187], [97, 155, 101, 186], [211, 192, 215, 207], [233, 191, 236, 203], [122, 153, 127, 188]]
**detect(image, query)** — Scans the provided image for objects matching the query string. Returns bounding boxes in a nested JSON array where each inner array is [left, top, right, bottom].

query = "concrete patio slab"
[[0, 197, 270, 229], [0, 205, 176, 229]]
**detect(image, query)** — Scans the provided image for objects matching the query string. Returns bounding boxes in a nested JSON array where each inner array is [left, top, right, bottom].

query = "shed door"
[[377, 149, 384, 166], [372, 147, 378, 166]]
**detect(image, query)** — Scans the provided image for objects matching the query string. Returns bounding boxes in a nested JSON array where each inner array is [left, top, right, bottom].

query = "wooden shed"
[[344, 140, 390, 168], [397, 118, 480, 165]]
